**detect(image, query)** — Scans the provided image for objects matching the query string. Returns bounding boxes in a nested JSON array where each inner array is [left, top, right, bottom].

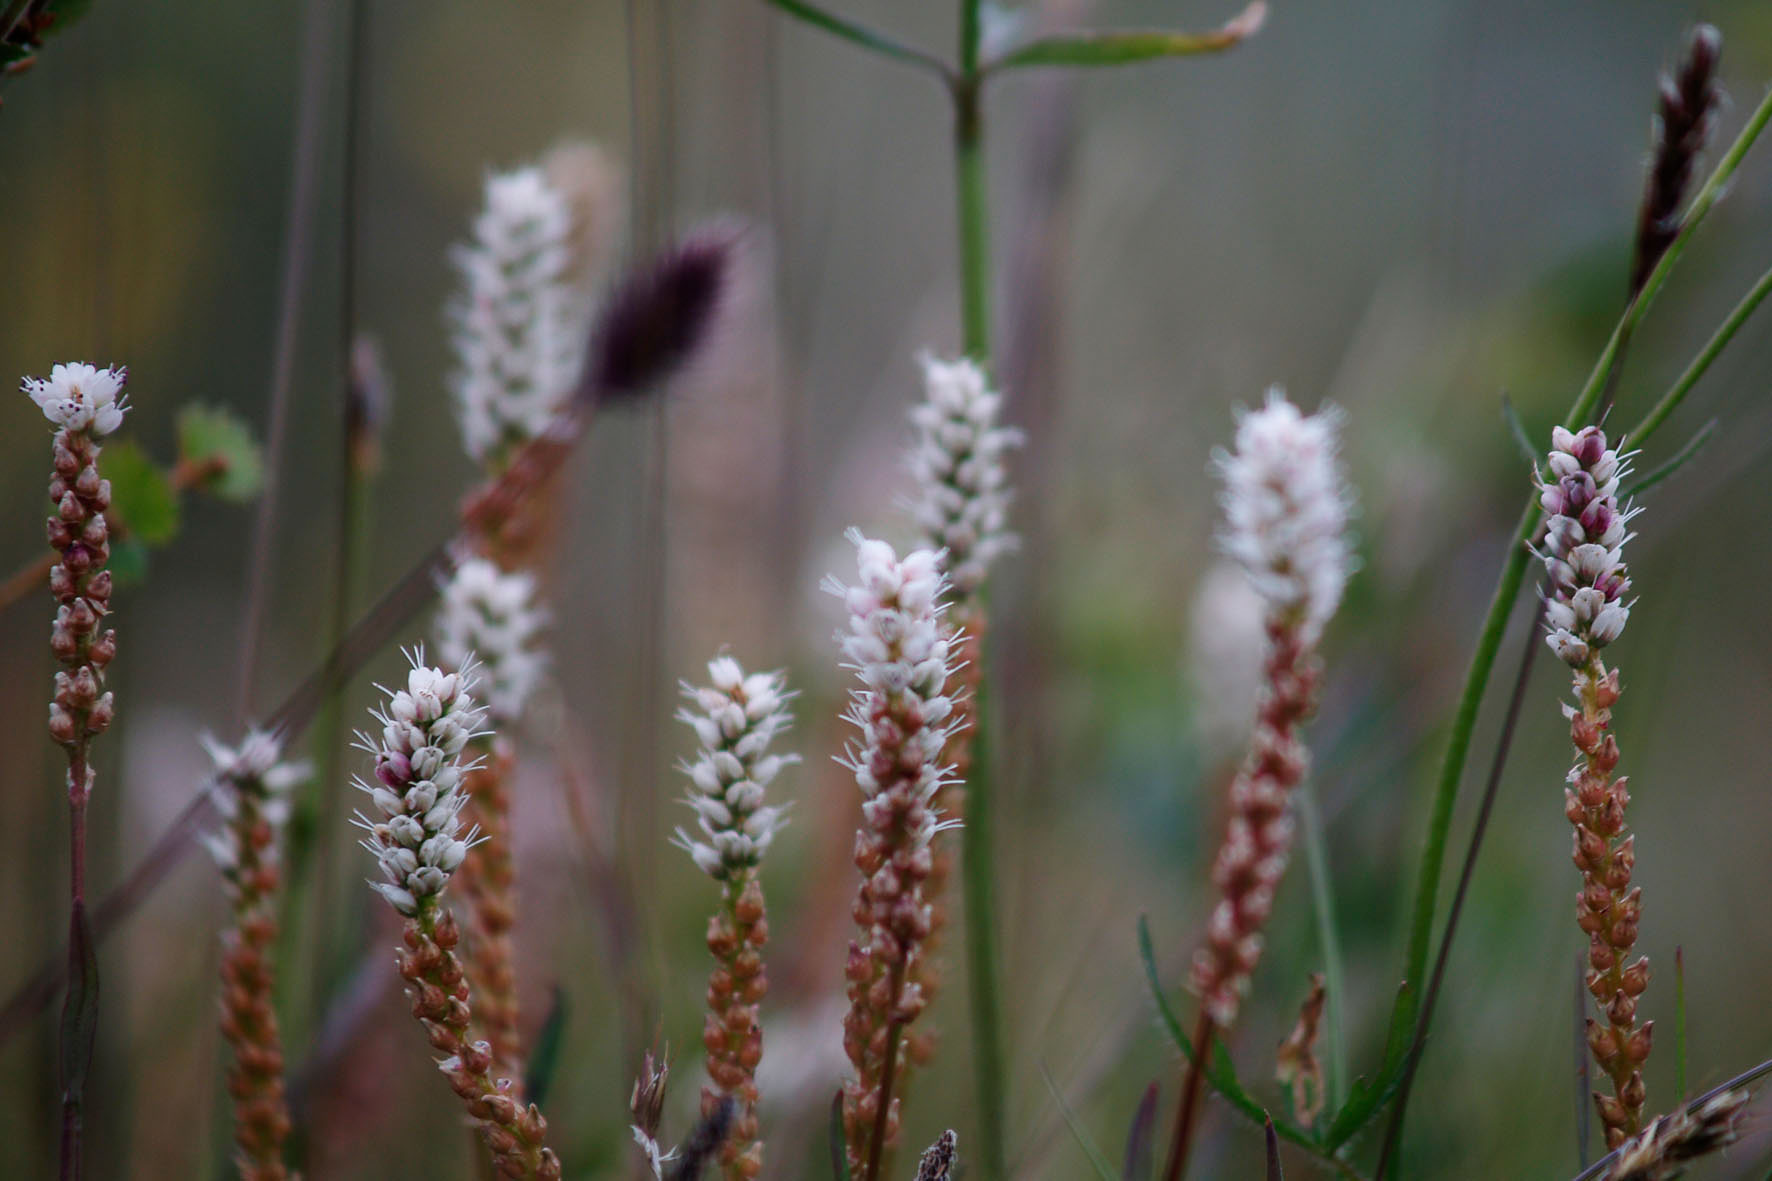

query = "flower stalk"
[[25, 361, 129, 1181], [1536, 425, 1653, 1146], [205, 731, 307, 1180], [1167, 391, 1352, 1181], [355, 656, 559, 1178], [826, 534, 959, 1180], [674, 656, 795, 1180]]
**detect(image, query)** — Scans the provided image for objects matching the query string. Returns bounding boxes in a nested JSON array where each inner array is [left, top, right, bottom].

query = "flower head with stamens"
[[353, 652, 486, 916], [673, 656, 795, 881], [1215, 389, 1353, 645], [449, 166, 589, 465], [905, 354, 1022, 598], [22, 362, 129, 437], [1536, 425, 1639, 668], [434, 557, 548, 724]]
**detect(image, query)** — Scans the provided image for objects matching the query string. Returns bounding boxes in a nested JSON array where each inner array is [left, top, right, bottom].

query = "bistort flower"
[[22, 362, 129, 437], [905, 354, 1022, 598]]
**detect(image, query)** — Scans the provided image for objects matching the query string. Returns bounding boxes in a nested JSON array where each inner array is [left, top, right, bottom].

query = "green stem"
[[963, 667, 1008, 1181], [953, 5, 1005, 1171], [955, 79, 991, 361], [1625, 262, 1772, 449], [1298, 784, 1347, 1113]]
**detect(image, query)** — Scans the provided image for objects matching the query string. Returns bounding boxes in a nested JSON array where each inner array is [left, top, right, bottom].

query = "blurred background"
[[3, 0, 1772, 1176]]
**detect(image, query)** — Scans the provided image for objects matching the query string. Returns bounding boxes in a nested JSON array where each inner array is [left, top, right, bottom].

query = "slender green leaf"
[[103, 441, 180, 545], [1038, 1064, 1119, 1181], [522, 987, 566, 1110], [986, 1, 1264, 71], [1135, 917, 1318, 1152], [762, 0, 949, 77], [1322, 980, 1415, 1152], [1298, 785, 1347, 1114], [1501, 395, 1538, 466], [828, 1091, 851, 1181], [178, 404, 266, 503], [1623, 418, 1715, 498]]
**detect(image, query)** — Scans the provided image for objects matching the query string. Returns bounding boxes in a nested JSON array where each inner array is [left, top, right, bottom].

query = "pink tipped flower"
[[22, 362, 130, 437], [1535, 425, 1639, 668]]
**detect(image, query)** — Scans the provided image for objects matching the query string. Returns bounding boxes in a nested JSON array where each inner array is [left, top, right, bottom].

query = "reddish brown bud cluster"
[[1566, 664, 1652, 1148], [701, 872, 768, 1179], [1190, 623, 1319, 1029], [456, 740, 523, 1081], [218, 790, 295, 1179], [396, 906, 560, 1179], [840, 710, 940, 1175], [45, 429, 118, 775], [1275, 972, 1327, 1126]]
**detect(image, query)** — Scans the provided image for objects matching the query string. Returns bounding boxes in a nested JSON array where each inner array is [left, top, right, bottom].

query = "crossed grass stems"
[[8, 3, 1772, 1178]]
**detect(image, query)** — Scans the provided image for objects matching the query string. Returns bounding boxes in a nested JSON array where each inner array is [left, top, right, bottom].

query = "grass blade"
[[829, 1091, 851, 1181], [986, 1, 1264, 72], [1574, 953, 1589, 1170], [1623, 418, 1717, 498], [1039, 1064, 1119, 1181], [1297, 785, 1347, 1113], [1501, 394, 1538, 466], [522, 987, 567, 1110], [762, 0, 950, 77]]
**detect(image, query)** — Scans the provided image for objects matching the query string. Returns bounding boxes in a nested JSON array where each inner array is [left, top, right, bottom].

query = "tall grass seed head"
[[1214, 389, 1353, 645], [353, 651, 488, 915], [906, 354, 1022, 596], [22, 362, 129, 436], [673, 655, 797, 879], [1536, 425, 1639, 667], [434, 556, 548, 724]]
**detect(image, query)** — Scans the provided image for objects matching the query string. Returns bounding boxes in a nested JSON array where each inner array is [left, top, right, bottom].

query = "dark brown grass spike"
[[585, 229, 734, 404], [1631, 24, 1723, 297]]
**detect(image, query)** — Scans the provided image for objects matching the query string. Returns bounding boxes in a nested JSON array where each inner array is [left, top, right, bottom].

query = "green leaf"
[[522, 987, 566, 1110], [1500, 395, 1537, 467], [1038, 1063, 1119, 1181], [986, 0, 1264, 72], [828, 1091, 852, 1181], [1623, 418, 1716, 499], [107, 538, 149, 586], [103, 441, 179, 545], [177, 404, 265, 502], [1321, 979, 1415, 1152], [1265, 1115, 1284, 1181], [1135, 917, 1317, 1151], [763, 0, 949, 77]]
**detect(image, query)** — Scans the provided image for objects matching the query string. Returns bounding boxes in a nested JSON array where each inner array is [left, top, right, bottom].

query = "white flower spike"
[[434, 556, 549, 723], [672, 656, 796, 880], [905, 354, 1022, 597]]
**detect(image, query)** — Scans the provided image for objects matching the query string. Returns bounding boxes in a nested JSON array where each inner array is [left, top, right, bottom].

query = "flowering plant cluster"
[[1536, 424, 1637, 668]]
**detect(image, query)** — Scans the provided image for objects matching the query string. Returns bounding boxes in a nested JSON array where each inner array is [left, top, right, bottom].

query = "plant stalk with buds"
[[1167, 391, 1352, 1181], [674, 656, 795, 1180], [355, 656, 559, 1178], [826, 534, 959, 1180], [206, 731, 307, 1180], [24, 361, 129, 1181], [1537, 424, 1653, 1146]]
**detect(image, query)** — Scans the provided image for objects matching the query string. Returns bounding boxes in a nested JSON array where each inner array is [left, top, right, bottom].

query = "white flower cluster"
[[1215, 389, 1354, 645], [905, 354, 1022, 596], [202, 729, 308, 873], [1536, 425, 1638, 667], [827, 531, 958, 819], [434, 557, 548, 723], [22, 362, 129, 436], [354, 655, 488, 916], [449, 166, 588, 464], [672, 656, 796, 879]]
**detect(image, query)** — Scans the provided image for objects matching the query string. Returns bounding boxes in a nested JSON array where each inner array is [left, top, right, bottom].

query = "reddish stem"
[[1161, 1010, 1215, 1181]]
